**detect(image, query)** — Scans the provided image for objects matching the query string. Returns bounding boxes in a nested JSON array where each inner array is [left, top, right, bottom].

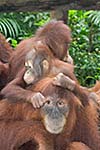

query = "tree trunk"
[[50, 9, 68, 24], [0, 0, 99, 12]]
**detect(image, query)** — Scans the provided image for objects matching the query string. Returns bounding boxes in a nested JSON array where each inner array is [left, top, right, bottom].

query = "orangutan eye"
[[44, 100, 53, 106], [25, 60, 33, 70], [57, 101, 64, 107], [46, 100, 51, 105]]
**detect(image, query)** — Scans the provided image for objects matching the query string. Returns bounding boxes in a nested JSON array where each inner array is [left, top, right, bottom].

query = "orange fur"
[[0, 77, 99, 150], [0, 33, 13, 90], [89, 81, 100, 93], [0, 32, 13, 63]]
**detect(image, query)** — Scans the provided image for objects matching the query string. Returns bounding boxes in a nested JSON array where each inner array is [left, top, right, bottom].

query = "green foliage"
[[68, 10, 100, 87], [7, 38, 18, 48], [24, 12, 50, 28], [87, 11, 100, 25], [0, 18, 22, 39], [0, 12, 50, 46], [9, 12, 50, 36], [70, 44, 100, 87]]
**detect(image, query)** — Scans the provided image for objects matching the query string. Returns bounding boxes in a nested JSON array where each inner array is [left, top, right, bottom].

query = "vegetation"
[[0, 12, 50, 46], [0, 11, 100, 87], [68, 10, 100, 86]]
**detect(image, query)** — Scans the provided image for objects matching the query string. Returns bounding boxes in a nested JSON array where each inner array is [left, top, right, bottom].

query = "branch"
[[0, 0, 100, 12]]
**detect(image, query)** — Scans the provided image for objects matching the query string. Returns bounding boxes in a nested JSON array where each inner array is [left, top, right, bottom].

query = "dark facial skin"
[[41, 95, 69, 134]]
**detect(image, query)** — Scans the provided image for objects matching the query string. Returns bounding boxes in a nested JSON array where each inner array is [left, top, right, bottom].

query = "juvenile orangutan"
[[1, 20, 74, 108]]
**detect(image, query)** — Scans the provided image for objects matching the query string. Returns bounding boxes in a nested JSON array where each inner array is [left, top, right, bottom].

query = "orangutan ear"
[[42, 59, 49, 74]]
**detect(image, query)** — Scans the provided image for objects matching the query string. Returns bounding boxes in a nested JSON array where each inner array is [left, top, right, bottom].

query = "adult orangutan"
[[0, 76, 99, 150], [1, 20, 74, 108]]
